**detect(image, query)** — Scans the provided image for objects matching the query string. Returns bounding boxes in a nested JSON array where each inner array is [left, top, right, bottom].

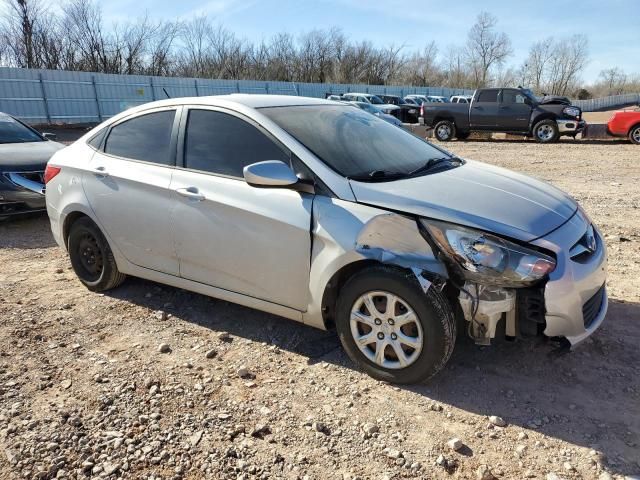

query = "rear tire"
[[335, 266, 456, 384], [433, 120, 456, 141], [629, 124, 640, 145], [68, 217, 126, 292], [533, 119, 560, 143]]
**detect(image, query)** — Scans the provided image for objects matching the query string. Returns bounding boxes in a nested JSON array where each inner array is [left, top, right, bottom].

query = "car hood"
[[349, 160, 578, 242], [539, 95, 572, 105], [0, 141, 65, 171]]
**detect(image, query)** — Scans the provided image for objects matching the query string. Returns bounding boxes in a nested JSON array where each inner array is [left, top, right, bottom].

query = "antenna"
[[162, 87, 171, 99]]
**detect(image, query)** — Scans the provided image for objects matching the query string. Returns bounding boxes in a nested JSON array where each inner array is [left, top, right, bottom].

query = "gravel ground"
[[0, 137, 639, 480]]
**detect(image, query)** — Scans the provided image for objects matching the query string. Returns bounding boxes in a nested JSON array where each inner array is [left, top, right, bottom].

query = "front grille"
[[3, 171, 45, 194], [582, 285, 605, 328], [570, 224, 598, 262]]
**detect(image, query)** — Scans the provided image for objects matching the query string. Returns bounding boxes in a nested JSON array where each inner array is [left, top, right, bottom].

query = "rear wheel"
[[336, 266, 456, 384], [433, 120, 456, 141], [629, 124, 640, 145], [533, 119, 559, 143], [68, 217, 126, 291]]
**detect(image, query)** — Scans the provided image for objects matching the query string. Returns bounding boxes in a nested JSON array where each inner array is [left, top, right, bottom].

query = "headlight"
[[563, 106, 581, 118], [420, 219, 556, 287]]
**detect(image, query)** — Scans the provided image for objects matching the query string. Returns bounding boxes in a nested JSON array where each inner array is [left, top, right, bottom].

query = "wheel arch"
[[320, 259, 382, 329], [628, 122, 640, 136]]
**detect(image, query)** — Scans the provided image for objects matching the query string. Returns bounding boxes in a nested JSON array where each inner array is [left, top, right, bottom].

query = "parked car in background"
[[450, 95, 473, 104], [349, 101, 402, 127], [607, 110, 640, 144], [46, 94, 608, 384], [340, 93, 399, 114], [405, 94, 430, 105], [428, 95, 449, 103], [402, 97, 420, 106], [377, 95, 420, 123], [0, 112, 64, 220], [421, 87, 585, 143]]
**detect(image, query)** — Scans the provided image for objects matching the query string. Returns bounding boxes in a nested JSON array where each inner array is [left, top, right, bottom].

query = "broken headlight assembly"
[[420, 219, 556, 287]]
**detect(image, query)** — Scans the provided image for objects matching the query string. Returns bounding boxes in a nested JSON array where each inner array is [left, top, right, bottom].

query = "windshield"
[[369, 95, 384, 105], [261, 105, 454, 178], [0, 114, 43, 143]]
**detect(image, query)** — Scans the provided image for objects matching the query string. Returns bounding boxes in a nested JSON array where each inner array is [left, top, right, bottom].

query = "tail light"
[[420, 105, 424, 117], [44, 165, 61, 184]]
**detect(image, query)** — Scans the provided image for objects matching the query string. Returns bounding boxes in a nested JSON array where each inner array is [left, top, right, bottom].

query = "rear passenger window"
[[105, 110, 175, 165], [184, 109, 289, 178], [87, 128, 107, 150], [477, 90, 498, 103]]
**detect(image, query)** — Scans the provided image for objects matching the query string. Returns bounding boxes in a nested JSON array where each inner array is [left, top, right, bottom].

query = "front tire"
[[629, 124, 640, 145], [533, 119, 559, 143], [68, 217, 126, 292], [336, 266, 456, 384], [433, 120, 456, 141]]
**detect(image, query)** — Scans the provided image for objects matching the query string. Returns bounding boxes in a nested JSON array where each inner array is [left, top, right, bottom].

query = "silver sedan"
[[45, 95, 607, 384]]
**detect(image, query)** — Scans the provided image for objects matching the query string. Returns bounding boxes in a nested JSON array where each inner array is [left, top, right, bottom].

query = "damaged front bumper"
[[456, 208, 607, 347], [532, 209, 608, 346]]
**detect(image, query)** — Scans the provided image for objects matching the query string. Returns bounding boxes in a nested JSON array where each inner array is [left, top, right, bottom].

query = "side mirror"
[[243, 160, 299, 188], [42, 132, 57, 140]]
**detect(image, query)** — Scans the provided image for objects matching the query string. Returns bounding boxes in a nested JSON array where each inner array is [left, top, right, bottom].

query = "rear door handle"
[[175, 187, 205, 201], [92, 166, 109, 177]]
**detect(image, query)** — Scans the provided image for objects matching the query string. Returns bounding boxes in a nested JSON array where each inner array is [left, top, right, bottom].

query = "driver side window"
[[502, 90, 527, 104]]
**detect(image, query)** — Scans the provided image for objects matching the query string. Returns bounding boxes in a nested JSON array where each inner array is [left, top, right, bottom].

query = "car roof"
[[122, 94, 335, 112]]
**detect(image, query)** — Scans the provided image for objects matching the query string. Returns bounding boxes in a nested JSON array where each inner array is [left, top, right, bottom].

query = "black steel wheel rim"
[[77, 233, 104, 281]]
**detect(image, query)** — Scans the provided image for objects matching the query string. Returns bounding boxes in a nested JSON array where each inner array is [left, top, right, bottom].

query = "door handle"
[[175, 187, 205, 201], [92, 166, 109, 177]]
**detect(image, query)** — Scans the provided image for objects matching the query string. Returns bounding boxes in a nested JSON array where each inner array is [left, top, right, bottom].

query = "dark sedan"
[[0, 112, 64, 220], [377, 95, 420, 124]]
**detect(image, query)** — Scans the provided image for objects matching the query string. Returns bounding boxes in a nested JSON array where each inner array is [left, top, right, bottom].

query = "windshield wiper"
[[408, 156, 461, 176], [348, 170, 408, 182]]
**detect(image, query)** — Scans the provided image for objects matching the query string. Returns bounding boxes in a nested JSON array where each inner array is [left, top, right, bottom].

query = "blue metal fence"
[[0, 67, 474, 125], [0, 67, 637, 124]]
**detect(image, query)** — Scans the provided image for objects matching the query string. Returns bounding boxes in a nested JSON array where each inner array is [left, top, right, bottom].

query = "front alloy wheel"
[[350, 291, 423, 369], [629, 125, 640, 145], [336, 266, 456, 384], [533, 119, 559, 143]]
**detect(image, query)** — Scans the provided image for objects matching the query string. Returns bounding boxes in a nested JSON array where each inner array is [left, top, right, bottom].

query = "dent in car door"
[[83, 108, 181, 275], [170, 108, 312, 311]]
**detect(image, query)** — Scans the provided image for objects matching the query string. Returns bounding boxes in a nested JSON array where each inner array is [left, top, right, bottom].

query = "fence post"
[[91, 75, 102, 123], [38, 73, 51, 124], [236, 81, 241, 93], [150, 77, 156, 101], [194, 79, 200, 96]]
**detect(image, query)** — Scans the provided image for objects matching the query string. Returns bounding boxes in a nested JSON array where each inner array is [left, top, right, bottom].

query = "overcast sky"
[[49, 0, 640, 82]]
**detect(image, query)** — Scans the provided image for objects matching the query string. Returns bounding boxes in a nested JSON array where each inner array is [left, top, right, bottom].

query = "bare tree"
[[1, 0, 48, 67], [465, 11, 512, 88], [598, 68, 627, 95], [521, 37, 554, 91], [544, 35, 588, 95]]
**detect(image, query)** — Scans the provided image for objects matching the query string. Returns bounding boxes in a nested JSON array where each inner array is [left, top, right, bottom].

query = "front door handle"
[[175, 187, 205, 201], [92, 166, 109, 177]]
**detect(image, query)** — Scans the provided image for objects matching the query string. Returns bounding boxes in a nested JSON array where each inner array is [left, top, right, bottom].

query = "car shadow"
[[106, 276, 639, 476], [0, 213, 57, 249]]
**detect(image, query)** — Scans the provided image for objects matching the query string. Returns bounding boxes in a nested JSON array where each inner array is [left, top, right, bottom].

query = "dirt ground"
[[1, 137, 639, 480]]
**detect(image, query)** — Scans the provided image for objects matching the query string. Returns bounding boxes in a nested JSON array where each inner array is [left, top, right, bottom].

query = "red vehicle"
[[607, 110, 640, 144]]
